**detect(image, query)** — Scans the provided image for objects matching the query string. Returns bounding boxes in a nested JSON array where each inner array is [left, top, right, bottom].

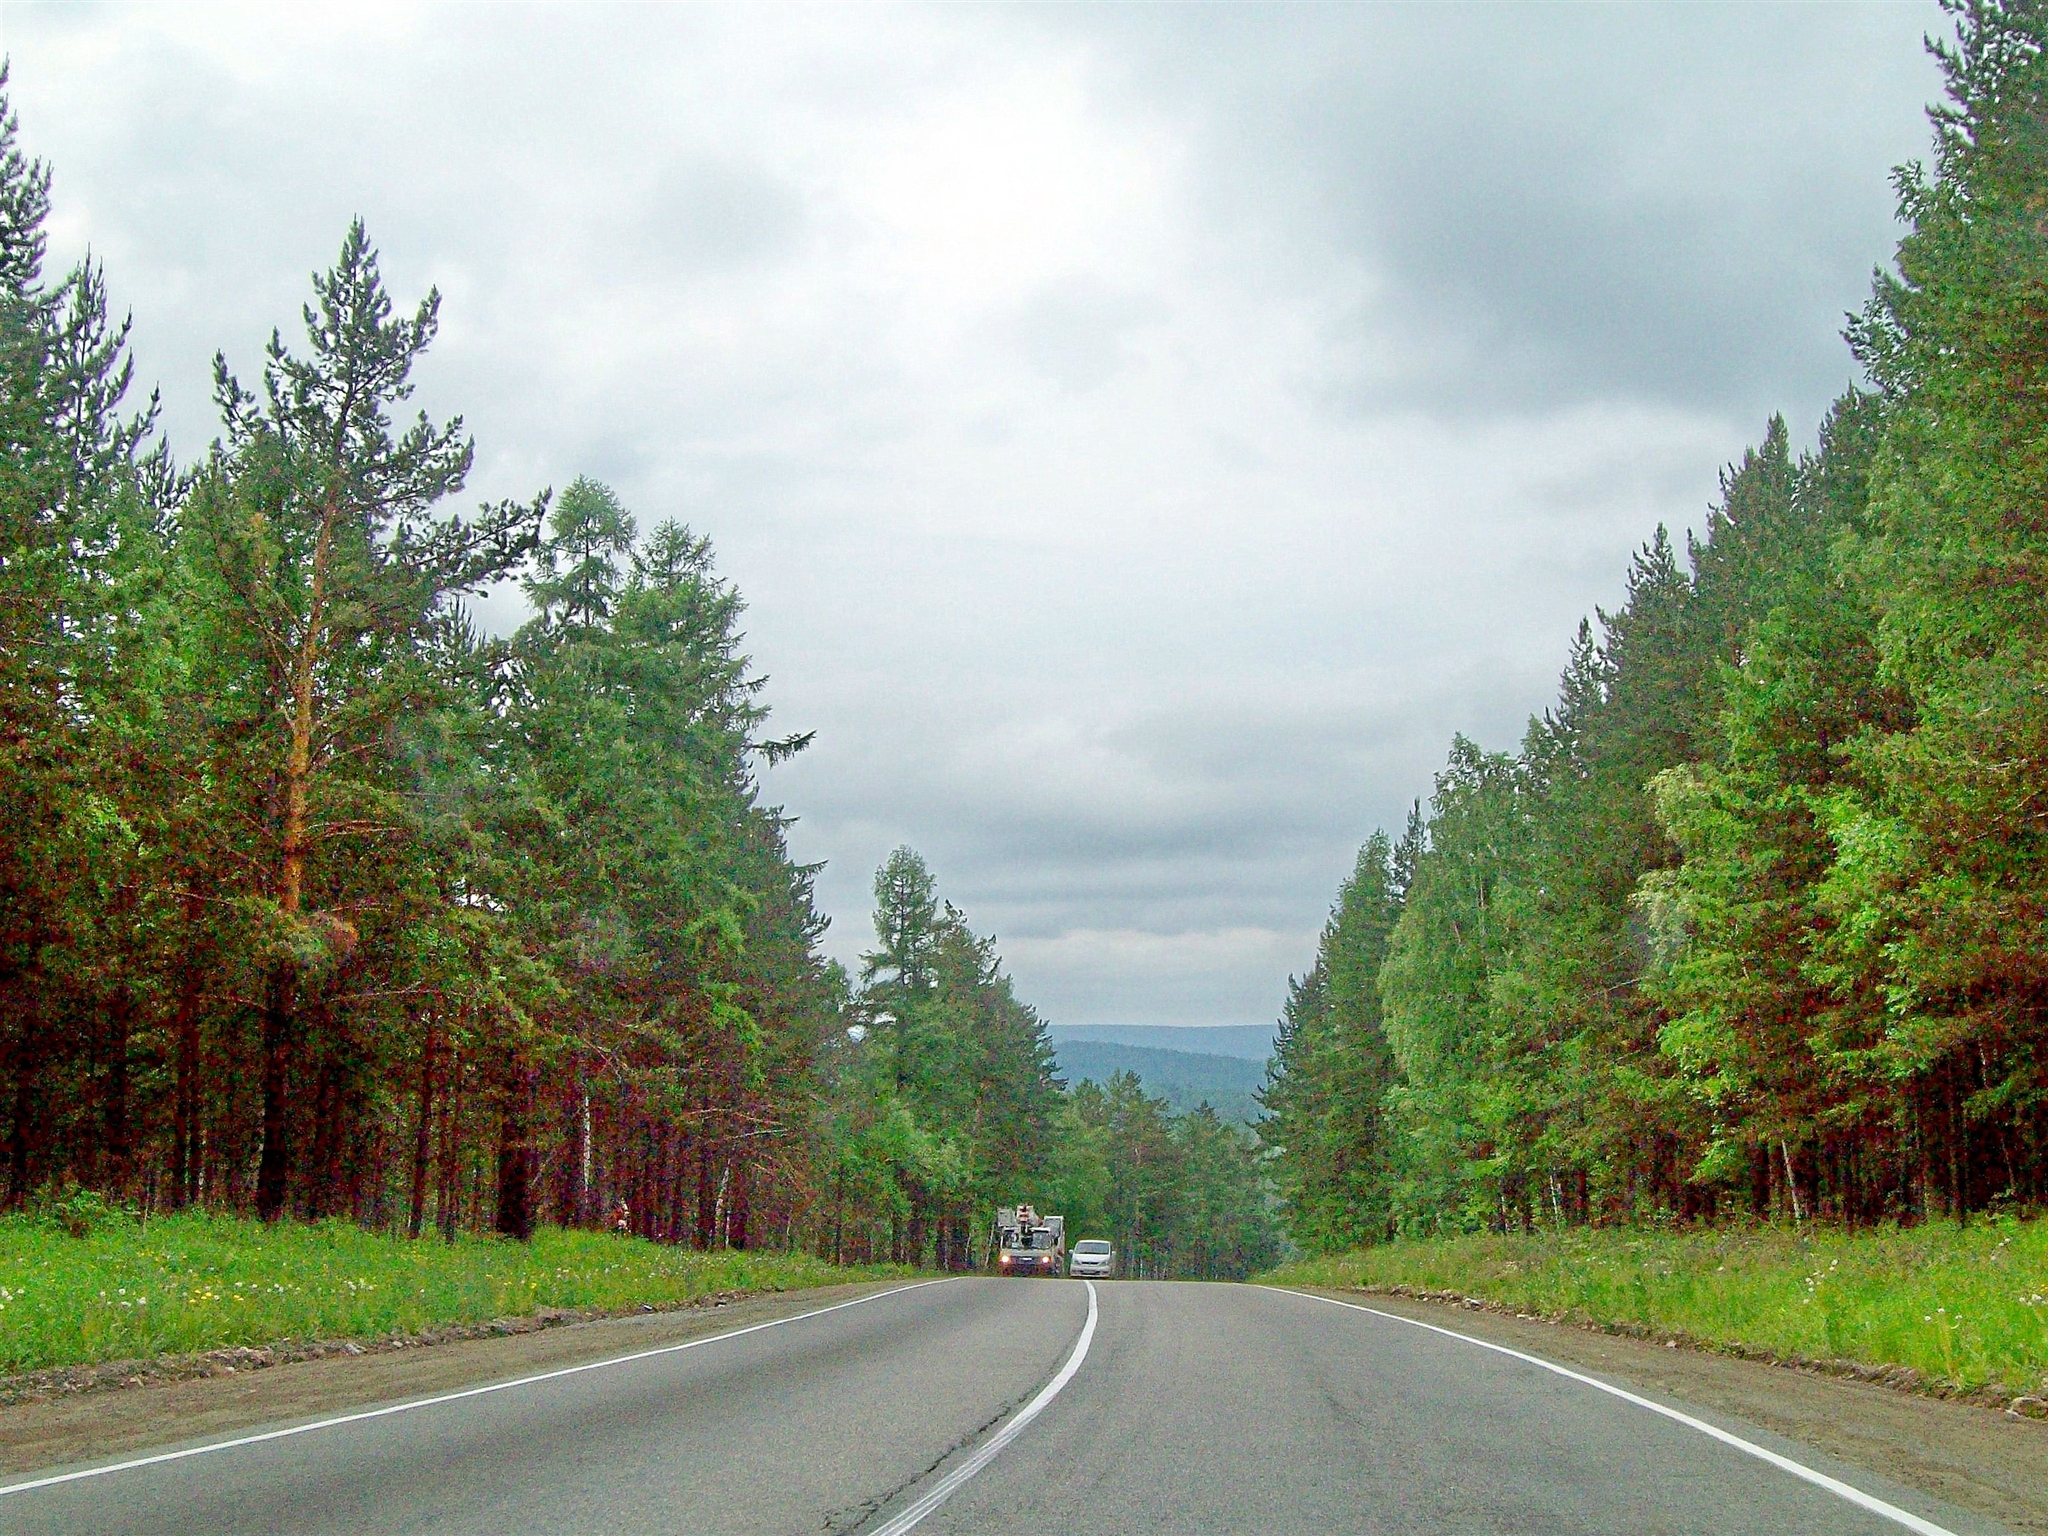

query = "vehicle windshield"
[[1075, 1241, 1111, 1255]]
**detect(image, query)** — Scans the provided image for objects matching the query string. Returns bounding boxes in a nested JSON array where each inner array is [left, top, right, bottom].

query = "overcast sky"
[[5, 2, 1944, 1026]]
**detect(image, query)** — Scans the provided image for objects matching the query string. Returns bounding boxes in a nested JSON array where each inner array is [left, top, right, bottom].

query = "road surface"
[[0, 1278, 2008, 1535]]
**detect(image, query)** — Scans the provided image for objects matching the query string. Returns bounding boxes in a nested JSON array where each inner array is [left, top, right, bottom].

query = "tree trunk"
[[434, 1056, 462, 1245], [257, 494, 338, 1223], [4, 983, 38, 1205], [255, 967, 295, 1221], [560, 1072, 590, 1227], [1947, 1063, 1965, 1220], [1780, 1139, 1805, 1225], [408, 1019, 437, 1238], [277, 495, 336, 927], [168, 935, 204, 1209], [308, 1025, 341, 1220], [579, 1086, 593, 1224], [695, 1133, 717, 1249], [727, 1159, 750, 1251], [102, 983, 133, 1199], [437, 1047, 463, 1241], [494, 1062, 534, 1243]]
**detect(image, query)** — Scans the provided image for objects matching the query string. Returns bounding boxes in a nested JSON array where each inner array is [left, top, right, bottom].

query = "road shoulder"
[[0, 1280, 913, 1479], [1284, 1286, 2048, 1534]]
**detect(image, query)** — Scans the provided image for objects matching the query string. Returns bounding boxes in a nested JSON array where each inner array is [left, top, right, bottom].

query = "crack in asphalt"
[[822, 1282, 1099, 1536], [818, 1395, 1024, 1536]]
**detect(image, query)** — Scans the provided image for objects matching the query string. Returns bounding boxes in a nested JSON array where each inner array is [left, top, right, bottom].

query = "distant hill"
[[1047, 1024, 1276, 1061], [1050, 1039, 1268, 1126]]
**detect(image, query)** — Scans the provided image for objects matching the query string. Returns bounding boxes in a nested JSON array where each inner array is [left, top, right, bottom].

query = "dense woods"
[[0, 72, 1274, 1277], [1262, 1, 2048, 1246], [837, 847, 1277, 1276]]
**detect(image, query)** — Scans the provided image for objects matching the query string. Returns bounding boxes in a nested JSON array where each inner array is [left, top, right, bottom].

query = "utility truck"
[[992, 1204, 1065, 1277]]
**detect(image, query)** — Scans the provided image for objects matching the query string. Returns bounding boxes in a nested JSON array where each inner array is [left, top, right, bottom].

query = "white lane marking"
[[1277, 1288, 1960, 1536], [0, 1278, 955, 1500], [865, 1279, 1098, 1536]]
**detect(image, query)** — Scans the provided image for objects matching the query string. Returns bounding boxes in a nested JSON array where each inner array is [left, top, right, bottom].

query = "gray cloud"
[[1007, 276, 1168, 392], [636, 157, 809, 270], [6, 3, 1948, 1025], [1072, 4, 1935, 425]]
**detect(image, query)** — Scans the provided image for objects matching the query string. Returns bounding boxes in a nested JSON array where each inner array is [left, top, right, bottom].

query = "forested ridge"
[[1262, 1, 2048, 1248], [0, 70, 1277, 1277], [1051, 1040, 1266, 1127]]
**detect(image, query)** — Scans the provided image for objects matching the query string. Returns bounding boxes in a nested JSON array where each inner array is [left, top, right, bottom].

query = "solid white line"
[[0, 1278, 955, 1500], [865, 1279, 1098, 1536], [1276, 1288, 1960, 1536]]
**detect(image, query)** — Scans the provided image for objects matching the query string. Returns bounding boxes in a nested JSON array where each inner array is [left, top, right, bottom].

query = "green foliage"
[[0, 74, 846, 1259], [1066, 1072, 1280, 1280], [1054, 1040, 1264, 1125], [1263, 1217, 2048, 1397], [807, 845, 1280, 1279], [1815, 0, 2048, 1184], [822, 848, 1261, 1276], [826, 845, 1056, 1267], [1261, 832, 1403, 1250], [25, 1183, 136, 1239]]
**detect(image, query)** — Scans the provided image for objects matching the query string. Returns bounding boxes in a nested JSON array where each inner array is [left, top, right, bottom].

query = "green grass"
[[1263, 1218, 2048, 1398], [0, 1208, 903, 1376]]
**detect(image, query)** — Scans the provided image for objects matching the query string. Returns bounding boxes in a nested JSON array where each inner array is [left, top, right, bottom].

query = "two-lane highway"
[[909, 1283, 1996, 1536], [0, 1278, 2006, 1535], [1, 1280, 1083, 1536]]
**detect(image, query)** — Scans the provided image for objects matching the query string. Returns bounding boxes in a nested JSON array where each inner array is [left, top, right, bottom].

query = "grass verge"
[[0, 1207, 904, 1376], [1262, 1218, 2048, 1402]]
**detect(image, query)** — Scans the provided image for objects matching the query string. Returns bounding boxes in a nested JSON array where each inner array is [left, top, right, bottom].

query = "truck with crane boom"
[[991, 1204, 1065, 1276]]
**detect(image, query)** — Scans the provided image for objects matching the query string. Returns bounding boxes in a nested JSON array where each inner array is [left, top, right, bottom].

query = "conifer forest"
[[10, 0, 2048, 1289], [0, 67, 1275, 1280], [1262, 2, 2048, 1251]]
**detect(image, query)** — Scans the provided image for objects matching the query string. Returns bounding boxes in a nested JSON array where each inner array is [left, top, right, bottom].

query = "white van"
[[1068, 1239, 1115, 1278]]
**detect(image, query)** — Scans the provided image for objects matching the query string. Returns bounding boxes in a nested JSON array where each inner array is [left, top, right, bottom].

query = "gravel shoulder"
[[1293, 1286, 2048, 1534], [0, 1279, 909, 1479]]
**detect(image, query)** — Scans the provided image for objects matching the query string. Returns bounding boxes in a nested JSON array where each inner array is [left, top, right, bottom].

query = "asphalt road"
[[0, 1278, 2010, 1536]]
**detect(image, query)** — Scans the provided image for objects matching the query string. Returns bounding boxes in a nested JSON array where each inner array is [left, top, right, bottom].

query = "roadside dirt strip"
[[1316, 1290, 2048, 1535], [0, 1281, 908, 1479]]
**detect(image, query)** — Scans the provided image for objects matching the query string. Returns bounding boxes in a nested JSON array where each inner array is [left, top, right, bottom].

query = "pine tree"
[[194, 221, 540, 1217], [1640, 394, 1907, 1216], [1814, 0, 2048, 1213], [1260, 832, 1403, 1250], [525, 476, 635, 631]]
